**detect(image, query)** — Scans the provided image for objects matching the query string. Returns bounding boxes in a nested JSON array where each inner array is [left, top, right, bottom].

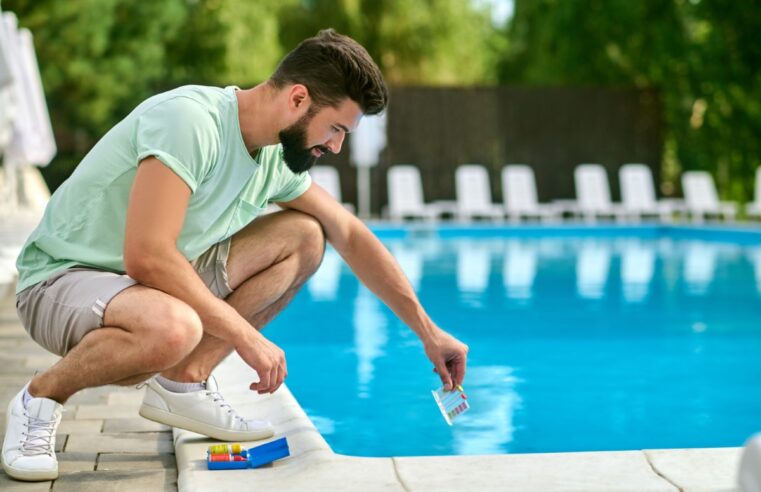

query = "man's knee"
[[143, 300, 203, 370], [290, 211, 326, 279]]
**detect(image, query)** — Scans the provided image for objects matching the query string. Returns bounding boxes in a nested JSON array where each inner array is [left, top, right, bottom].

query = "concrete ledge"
[[645, 448, 741, 492], [174, 353, 741, 492]]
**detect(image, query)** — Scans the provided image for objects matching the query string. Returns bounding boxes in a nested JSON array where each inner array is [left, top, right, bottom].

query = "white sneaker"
[[138, 376, 274, 441], [2, 384, 62, 481]]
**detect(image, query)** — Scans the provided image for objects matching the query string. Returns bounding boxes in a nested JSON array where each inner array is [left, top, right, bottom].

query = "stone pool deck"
[[175, 353, 742, 492]]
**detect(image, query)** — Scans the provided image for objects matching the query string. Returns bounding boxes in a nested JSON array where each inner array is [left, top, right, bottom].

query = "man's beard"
[[279, 112, 328, 174]]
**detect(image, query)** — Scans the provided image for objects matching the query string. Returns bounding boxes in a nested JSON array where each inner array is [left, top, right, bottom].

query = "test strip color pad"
[[432, 385, 470, 425]]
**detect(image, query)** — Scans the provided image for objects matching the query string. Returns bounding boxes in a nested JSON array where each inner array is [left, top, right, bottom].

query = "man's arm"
[[123, 157, 287, 393], [280, 182, 468, 389]]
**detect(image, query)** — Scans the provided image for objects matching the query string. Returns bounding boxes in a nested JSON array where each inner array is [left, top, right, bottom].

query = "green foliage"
[[3, 0, 499, 190], [277, 0, 501, 84], [500, 0, 761, 201], [3, 0, 758, 201]]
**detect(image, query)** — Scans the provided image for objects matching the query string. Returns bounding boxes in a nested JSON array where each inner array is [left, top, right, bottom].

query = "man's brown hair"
[[270, 29, 388, 115]]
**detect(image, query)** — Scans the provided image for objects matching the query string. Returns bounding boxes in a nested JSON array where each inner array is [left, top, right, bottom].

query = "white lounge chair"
[[573, 164, 626, 223], [501, 165, 562, 222], [681, 171, 737, 222], [455, 164, 503, 221], [309, 165, 355, 213], [619, 164, 678, 222], [385, 165, 454, 221], [745, 168, 761, 219]]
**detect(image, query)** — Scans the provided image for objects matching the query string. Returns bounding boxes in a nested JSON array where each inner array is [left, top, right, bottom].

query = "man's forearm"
[[125, 248, 250, 343], [336, 220, 438, 343]]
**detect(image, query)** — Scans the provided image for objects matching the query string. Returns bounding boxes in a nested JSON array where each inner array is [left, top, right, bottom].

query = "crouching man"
[[2, 29, 468, 481]]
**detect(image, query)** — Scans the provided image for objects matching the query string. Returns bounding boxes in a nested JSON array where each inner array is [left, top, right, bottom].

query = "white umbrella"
[[350, 113, 387, 219], [2, 11, 56, 168], [0, 5, 15, 153]]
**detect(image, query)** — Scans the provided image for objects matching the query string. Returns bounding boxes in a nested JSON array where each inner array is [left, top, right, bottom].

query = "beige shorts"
[[16, 239, 233, 357]]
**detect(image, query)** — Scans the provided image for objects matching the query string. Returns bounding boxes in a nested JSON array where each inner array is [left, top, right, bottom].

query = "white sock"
[[155, 375, 206, 393], [22, 387, 32, 408]]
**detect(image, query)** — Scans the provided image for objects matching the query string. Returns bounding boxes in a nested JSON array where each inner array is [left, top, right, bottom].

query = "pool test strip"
[[432, 385, 470, 425]]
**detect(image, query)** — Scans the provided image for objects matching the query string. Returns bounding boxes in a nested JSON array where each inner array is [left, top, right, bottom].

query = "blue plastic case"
[[207, 437, 290, 470]]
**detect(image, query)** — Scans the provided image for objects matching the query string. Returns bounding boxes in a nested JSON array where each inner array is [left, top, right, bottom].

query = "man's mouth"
[[311, 146, 330, 158]]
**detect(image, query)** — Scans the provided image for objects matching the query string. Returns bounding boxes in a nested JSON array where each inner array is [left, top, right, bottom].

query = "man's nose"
[[325, 132, 345, 154]]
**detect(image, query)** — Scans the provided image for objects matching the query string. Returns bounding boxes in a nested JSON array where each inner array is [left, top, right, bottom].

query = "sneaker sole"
[[3, 398, 58, 481], [2, 462, 58, 482], [138, 404, 274, 441]]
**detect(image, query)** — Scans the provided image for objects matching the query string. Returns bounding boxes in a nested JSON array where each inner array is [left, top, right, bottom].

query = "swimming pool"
[[267, 225, 761, 457]]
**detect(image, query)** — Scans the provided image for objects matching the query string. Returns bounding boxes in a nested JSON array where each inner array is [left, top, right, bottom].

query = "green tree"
[[278, 0, 501, 85], [500, 0, 761, 202]]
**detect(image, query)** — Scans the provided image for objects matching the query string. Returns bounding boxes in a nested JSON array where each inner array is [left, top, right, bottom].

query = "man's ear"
[[288, 84, 311, 112]]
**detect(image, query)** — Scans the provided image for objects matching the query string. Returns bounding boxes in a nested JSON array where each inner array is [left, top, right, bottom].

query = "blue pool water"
[[267, 226, 761, 457]]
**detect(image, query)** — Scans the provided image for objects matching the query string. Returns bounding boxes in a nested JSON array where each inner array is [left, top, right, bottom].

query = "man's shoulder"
[[135, 85, 230, 120]]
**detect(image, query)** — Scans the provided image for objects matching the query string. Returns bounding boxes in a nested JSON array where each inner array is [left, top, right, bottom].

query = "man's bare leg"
[[160, 209, 325, 383], [27, 286, 203, 403]]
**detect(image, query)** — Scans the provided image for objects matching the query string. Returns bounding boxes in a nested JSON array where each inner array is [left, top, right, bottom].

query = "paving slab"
[[75, 404, 142, 419], [57, 451, 98, 473], [0, 471, 52, 491], [51, 469, 176, 492], [65, 432, 173, 454], [103, 417, 170, 433], [98, 453, 177, 471], [106, 389, 146, 406], [57, 419, 103, 434], [645, 447, 741, 492]]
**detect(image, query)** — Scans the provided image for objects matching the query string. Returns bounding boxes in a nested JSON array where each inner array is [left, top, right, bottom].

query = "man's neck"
[[236, 82, 282, 153]]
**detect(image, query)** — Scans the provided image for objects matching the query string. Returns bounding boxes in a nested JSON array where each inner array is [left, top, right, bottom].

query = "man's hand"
[[235, 329, 288, 394], [424, 330, 469, 391]]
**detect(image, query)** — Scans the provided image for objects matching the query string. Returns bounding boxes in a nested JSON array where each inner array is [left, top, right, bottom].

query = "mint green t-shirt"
[[16, 85, 311, 293]]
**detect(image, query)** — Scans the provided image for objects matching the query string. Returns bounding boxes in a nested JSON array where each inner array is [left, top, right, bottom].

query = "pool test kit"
[[432, 385, 470, 425], [206, 437, 290, 470]]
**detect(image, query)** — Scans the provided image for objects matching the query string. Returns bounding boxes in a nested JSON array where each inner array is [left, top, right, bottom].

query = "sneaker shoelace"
[[205, 390, 245, 425], [20, 413, 56, 456]]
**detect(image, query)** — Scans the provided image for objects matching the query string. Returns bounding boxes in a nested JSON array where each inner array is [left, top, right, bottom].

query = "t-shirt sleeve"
[[134, 97, 219, 193], [269, 152, 313, 202]]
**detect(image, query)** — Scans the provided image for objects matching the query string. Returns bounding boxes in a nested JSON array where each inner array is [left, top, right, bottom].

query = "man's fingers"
[[266, 366, 279, 393], [257, 368, 271, 393], [435, 361, 453, 391], [272, 366, 286, 393]]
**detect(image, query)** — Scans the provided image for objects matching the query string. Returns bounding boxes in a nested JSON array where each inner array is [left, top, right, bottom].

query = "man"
[[2, 29, 468, 481]]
